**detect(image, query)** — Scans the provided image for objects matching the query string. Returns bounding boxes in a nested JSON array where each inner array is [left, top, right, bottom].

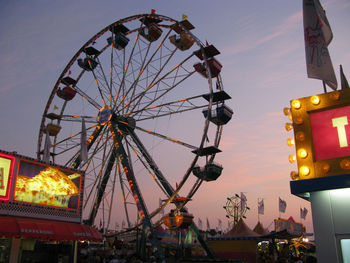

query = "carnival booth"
[[0, 150, 102, 263], [253, 221, 269, 236], [207, 218, 260, 263]]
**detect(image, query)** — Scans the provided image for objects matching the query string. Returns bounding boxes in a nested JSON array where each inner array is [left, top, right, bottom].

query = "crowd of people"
[[257, 240, 317, 263]]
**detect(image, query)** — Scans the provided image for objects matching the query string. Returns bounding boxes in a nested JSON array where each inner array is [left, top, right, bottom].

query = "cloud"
[[222, 9, 302, 57]]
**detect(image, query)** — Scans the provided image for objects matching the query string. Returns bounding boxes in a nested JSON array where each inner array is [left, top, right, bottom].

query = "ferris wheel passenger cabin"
[[107, 24, 130, 50], [161, 197, 194, 230], [192, 163, 223, 182], [139, 16, 163, 42], [169, 19, 195, 51]]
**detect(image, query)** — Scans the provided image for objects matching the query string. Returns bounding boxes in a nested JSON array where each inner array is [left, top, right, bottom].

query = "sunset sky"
[[1, 0, 350, 235]]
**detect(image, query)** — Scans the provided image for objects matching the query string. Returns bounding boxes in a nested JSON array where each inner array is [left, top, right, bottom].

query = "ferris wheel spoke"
[[137, 103, 207, 121], [58, 115, 97, 123], [122, 27, 174, 114], [124, 92, 207, 119], [119, 52, 194, 115], [127, 129, 175, 197], [67, 125, 111, 173], [123, 47, 178, 115], [111, 48, 126, 103], [86, 143, 117, 224], [109, 37, 115, 106], [108, 121, 156, 229], [114, 31, 141, 112], [120, 42, 152, 113], [139, 69, 196, 113], [74, 84, 102, 110], [106, 168, 118, 230], [95, 57, 113, 104], [89, 65, 108, 106], [116, 157, 132, 228], [123, 135, 170, 197], [187, 178, 203, 199], [134, 125, 196, 150], [51, 123, 98, 151]]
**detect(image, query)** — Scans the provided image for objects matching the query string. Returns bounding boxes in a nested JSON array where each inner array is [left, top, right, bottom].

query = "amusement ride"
[[37, 12, 233, 259]]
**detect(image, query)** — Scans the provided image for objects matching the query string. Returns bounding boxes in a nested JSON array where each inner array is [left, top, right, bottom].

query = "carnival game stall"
[[207, 218, 260, 263], [0, 150, 102, 263]]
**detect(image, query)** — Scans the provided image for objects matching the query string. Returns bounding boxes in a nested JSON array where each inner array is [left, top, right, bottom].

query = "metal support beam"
[[108, 121, 165, 261], [129, 129, 175, 197], [129, 128, 215, 259], [86, 147, 117, 225]]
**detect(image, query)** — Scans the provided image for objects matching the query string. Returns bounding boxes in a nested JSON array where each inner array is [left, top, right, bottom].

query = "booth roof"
[[0, 216, 102, 242], [224, 218, 259, 238], [253, 221, 270, 235]]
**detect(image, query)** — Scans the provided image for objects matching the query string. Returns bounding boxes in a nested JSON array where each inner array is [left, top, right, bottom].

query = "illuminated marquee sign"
[[0, 149, 84, 223], [290, 89, 350, 179], [310, 105, 350, 161], [275, 217, 305, 236], [0, 153, 16, 201]]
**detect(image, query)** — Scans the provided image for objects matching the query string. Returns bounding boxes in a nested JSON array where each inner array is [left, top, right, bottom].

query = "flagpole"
[[257, 198, 260, 222], [322, 81, 327, 93]]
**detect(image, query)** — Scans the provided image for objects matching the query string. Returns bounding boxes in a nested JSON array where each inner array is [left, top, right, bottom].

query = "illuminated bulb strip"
[[330, 91, 340, 100], [310, 95, 320, 105], [294, 116, 303, 124], [340, 159, 350, 170], [288, 155, 296, 163], [296, 131, 305, 141], [287, 138, 295, 146], [322, 163, 330, 173], [283, 107, 291, 116], [298, 149, 308, 158], [299, 166, 310, 176], [290, 171, 299, 180], [285, 123, 293, 131], [291, 99, 301, 109]]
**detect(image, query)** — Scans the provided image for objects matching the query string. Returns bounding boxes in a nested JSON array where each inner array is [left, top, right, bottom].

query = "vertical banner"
[[303, 0, 337, 90]]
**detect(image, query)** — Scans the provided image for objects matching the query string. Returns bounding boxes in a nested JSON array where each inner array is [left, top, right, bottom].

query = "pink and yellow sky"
[[1, 0, 350, 234]]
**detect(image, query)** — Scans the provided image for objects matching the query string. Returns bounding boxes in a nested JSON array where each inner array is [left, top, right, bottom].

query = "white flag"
[[80, 118, 88, 164], [241, 192, 247, 213], [258, 199, 264, 215], [301, 207, 308, 219], [303, 0, 337, 90], [43, 130, 52, 163], [279, 197, 287, 213]]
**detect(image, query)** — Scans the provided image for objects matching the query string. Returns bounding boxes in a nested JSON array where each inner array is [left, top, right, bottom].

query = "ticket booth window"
[[340, 239, 350, 263]]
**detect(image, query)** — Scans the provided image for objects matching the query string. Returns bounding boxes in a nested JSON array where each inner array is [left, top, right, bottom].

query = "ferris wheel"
[[37, 12, 232, 257], [224, 194, 250, 226]]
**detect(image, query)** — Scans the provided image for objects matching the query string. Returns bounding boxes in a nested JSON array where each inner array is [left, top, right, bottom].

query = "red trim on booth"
[[0, 216, 102, 242]]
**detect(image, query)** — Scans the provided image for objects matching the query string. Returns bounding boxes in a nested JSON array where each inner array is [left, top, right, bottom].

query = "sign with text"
[[275, 217, 305, 236], [310, 105, 350, 161], [290, 89, 350, 179]]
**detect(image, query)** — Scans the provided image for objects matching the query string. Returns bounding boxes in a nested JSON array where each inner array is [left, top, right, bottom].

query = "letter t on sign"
[[332, 116, 349, 148]]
